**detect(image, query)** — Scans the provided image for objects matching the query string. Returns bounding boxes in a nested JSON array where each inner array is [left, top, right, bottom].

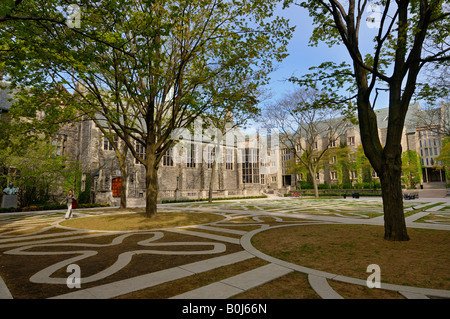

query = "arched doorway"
[[112, 177, 121, 198]]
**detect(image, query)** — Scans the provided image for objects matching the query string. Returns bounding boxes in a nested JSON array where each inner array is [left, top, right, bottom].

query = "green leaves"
[[0, 136, 79, 205], [401, 149, 422, 189], [0, 0, 15, 17]]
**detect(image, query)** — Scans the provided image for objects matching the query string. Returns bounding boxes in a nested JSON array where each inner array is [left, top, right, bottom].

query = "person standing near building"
[[61, 189, 76, 219]]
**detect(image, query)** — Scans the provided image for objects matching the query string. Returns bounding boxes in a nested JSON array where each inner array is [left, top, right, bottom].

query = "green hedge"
[[286, 192, 382, 197], [162, 195, 268, 203], [0, 203, 110, 214]]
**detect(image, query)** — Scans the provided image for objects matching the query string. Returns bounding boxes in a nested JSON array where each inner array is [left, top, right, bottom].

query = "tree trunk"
[[208, 158, 217, 203], [120, 168, 127, 209], [118, 146, 128, 209], [145, 153, 159, 218], [379, 153, 409, 241], [309, 167, 319, 198]]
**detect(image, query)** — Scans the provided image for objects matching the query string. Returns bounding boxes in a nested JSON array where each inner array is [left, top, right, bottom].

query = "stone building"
[[1, 80, 448, 206], [73, 116, 277, 206], [279, 102, 448, 189]]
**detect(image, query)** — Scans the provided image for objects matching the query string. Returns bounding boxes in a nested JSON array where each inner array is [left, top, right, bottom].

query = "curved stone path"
[[0, 197, 449, 299]]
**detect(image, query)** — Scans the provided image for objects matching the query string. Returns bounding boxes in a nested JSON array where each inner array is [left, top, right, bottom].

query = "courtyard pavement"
[[0, 196, 449, 299]]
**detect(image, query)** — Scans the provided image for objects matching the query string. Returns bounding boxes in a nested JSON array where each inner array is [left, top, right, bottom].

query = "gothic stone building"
[[1, 81, 447, 206], [74, 117, 279, 206]]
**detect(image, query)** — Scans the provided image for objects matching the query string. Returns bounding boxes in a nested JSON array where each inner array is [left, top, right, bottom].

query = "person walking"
[[61, 190, 76, 220]]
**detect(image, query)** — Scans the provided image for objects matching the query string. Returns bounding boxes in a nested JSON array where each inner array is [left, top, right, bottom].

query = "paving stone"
[[171, 263, 292, 299], [405, 211, 430, 223], [167, 228, 241, 244], [170, 282, 243, 299], [190, 225, 247, 235], [308, 274, 343, 299], [399, 291, 429, 299], [220, 263, 292, 290], [51, 267, 192, 299], [179, 251, 253, 274], [426, 205, 446, 212], [50, 251, 253, 299], [0, 275, 13, 299]]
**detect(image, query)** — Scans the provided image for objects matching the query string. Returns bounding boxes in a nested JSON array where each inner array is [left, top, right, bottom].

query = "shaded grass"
[[232, 272, 320, 299], [416, 213, 450, 224], [114, 257, 269, 299], [60, 212, 225, 231], [252, 224, 450, 290], [328, 280, 405, 299]]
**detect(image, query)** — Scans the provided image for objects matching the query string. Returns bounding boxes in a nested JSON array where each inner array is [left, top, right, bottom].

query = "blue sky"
[[263, 3, 391, 111]]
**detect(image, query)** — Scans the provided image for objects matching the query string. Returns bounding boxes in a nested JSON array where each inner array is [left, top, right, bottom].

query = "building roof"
[[374, 102, 420, 134]]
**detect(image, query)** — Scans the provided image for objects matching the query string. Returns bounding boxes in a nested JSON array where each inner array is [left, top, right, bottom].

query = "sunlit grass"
[[61, 212, 225, 231]]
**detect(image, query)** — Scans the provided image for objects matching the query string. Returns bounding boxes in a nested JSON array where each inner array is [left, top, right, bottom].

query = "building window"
[[316, 172, 320, 180], [330, 139, 337, 148], [330, 155, 337, 164], [347, 136, 355, 145], [330, 171, 338, 180], [272, 176, 277, 182], [260, 174, 265, 184], [186, 143, 196, 168], [162, 148, 174, 167], [226, 148, 234, 170], [104, 136, 118, 151], [52, 135, 65, 156], [135, 141, 146, 164], [207, 146, 216, 169], [242, 148, 259, 183], [81, 174, 86, 192]]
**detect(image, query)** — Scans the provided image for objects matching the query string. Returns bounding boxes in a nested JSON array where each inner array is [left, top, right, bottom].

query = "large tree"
[[2, 0, 293, 217], [264, 88, 352, 197], [0, 136, 79, 207], [285, 0, 449, 241]]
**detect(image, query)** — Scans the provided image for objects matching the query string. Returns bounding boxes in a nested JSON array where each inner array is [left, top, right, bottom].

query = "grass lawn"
[[61, 211, 225, 231], [252, 224, 450, 291]]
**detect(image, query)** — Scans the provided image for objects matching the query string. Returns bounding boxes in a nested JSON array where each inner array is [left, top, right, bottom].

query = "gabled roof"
[[374, 103, 420, 133]]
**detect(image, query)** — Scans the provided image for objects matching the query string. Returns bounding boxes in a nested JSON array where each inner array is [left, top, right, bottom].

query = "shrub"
[[318, 183, 329, 190], [0, 207, 17, 214], [0, 203, 110, 214], [161, 195, 267, 203], [354, 183, 363, 189], [298, 181, 313, 189]]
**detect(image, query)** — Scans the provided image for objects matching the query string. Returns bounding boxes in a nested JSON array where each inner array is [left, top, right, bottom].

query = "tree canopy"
[[283, 0, 449, 241], [1, 0, 294, 216]]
